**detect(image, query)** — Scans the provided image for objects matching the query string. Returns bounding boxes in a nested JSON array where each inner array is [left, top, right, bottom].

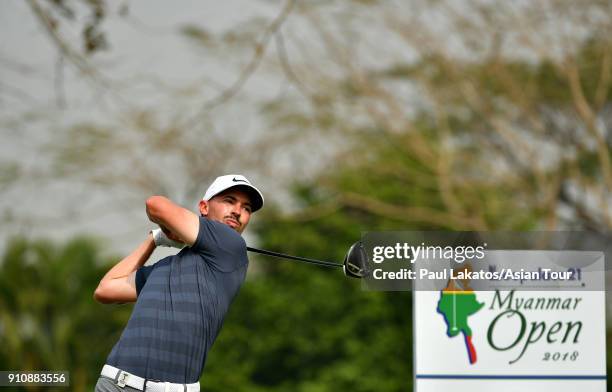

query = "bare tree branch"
[[184, 0, 296, 130]]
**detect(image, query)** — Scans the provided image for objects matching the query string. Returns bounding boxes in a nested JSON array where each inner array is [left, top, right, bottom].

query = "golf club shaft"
[[246, 246, 343, 269]]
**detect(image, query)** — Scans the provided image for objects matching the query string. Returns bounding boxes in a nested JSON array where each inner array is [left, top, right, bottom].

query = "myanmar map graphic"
[[437, 264, 484, 364]]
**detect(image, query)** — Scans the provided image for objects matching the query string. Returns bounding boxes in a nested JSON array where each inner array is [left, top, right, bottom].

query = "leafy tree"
[[0, 237, 132, 391], [277, 2, 609, 231]]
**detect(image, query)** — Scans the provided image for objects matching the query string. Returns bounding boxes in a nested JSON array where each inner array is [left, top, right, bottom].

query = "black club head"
[[343, 241, 369, 279]]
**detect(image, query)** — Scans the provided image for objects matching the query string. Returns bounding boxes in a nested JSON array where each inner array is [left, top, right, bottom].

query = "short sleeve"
[[135, 264, 155, 296], [190, 216, 248, 272]]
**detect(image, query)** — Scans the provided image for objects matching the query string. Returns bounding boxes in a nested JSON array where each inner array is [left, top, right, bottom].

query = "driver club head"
[[343, 241, 369, 279]]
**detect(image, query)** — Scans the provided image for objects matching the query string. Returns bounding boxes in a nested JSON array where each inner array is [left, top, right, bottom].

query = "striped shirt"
[[106, 217, 249, 383]]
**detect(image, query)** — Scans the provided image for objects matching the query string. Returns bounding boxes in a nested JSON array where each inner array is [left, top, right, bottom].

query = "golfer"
[[93, 174, 263, 392]]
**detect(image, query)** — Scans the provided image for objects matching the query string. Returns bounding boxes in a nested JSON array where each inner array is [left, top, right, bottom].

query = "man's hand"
[[151, 228, 184, 248]]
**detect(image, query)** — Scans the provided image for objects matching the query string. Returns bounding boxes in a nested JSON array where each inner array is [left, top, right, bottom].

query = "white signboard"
[[413, 251, 607, 392]]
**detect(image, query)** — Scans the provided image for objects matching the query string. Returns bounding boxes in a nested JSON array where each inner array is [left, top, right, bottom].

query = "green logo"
[[437, 264, 484, 364]]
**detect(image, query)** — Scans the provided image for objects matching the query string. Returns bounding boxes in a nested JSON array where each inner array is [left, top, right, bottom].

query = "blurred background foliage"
[[1, 0, 611, 390], [0, 238, 133, 391]]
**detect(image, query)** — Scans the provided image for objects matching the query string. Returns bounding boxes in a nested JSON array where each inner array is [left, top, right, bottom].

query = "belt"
[[101, 365, 200, 392]]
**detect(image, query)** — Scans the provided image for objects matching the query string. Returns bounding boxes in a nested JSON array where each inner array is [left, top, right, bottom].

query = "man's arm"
[[145, 196, 200, 246], [93, 234, 156, 304]]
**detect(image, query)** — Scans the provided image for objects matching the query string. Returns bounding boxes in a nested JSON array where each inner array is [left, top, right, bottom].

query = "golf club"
[[246, 241, 369, 279]]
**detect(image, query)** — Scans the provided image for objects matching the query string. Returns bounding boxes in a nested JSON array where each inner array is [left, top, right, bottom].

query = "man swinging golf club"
[[93, 174, 264, 392]]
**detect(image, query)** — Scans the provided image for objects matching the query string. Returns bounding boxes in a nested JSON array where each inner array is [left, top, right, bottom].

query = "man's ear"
[[198, 199, 209, 217]]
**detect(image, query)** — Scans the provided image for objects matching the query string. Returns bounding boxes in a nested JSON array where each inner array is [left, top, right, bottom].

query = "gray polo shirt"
[[106, 217, 249, 383]]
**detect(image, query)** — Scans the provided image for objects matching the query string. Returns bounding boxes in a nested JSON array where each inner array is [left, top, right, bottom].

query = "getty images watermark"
[[360, 232, 607, 291]]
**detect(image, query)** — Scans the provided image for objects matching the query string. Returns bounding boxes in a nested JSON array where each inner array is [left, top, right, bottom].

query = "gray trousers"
[[95, 376, 141, 392]]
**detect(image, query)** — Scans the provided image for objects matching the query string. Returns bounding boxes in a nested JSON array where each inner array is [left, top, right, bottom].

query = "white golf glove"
[[150, 228, 184, 248]]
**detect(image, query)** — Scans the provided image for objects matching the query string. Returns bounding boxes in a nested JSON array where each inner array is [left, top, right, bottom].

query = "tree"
[[12, 0, 612, 231], [251, 0, 612, 232], [0, 237, 132, 391], [198, 2, 612, 385], [2, 0, 299, 246]]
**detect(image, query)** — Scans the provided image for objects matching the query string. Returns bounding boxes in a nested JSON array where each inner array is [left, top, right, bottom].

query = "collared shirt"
[[106, 217, 248, 383]]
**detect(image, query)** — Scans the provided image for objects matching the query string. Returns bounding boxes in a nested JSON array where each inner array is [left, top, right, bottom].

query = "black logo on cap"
[[232, 177, 248, 183]]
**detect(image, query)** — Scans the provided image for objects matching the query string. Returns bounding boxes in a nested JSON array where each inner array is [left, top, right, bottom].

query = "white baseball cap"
[[203, 174, 264, 212]]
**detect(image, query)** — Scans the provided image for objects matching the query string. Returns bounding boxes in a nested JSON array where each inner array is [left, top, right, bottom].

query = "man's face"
[[199, 188, 253, 234]]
